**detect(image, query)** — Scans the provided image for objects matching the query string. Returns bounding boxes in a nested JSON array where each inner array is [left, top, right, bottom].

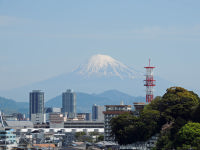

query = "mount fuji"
[[0, 54, 174, 101], [73, 54, 141, 79]]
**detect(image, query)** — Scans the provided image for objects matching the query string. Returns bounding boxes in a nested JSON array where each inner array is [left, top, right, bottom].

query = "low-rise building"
[[0, 129, 17, 149], [77, 113, 91, 121], [133, 102, 146, 112], [31, 113, 46, 124], [45, 107, 62, 123], [49, 113, 66, 128], [76, 114, 85, 121], [5, 121, 33, 129]]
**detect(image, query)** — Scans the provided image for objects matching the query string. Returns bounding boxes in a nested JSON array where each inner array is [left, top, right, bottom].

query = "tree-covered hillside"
[[110, 87, 200, 149]]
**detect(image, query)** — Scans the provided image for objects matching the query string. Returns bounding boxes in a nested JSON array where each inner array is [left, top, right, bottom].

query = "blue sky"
[[0, 0, 200, 93]]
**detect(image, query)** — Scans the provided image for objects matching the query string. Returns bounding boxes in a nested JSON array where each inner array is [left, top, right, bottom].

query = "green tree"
[[176, 122, 200, 148], [110, 112, 138, 145], [192, 104, 200, 122], [157, 87, 199, 123], [139, 109, 161, 140], [155, 87, 200, 149], [89, 132, 99, 136], [110, 109, 161, 144], [110, 87, 200, 148], [155, 129, 173, 150], [97, 134, 104, 142], [75, 132, 86, 139]]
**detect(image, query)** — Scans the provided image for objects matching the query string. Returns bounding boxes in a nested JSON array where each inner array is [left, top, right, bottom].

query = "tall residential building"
[[62, 89, 76, 118], [92, 104, 104, 121], [29, 90, 45, 124], [103, 104, 132, 141]]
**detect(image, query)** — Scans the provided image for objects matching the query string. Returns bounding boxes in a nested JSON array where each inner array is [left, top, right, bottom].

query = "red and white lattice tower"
[[144, 59, 156, 103]]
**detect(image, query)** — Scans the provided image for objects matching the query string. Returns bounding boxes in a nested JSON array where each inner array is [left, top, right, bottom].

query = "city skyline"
[[0, 1, 200, 95]]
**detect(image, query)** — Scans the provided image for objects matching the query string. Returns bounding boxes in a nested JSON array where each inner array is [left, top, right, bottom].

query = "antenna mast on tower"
[[144, 59, 156, 103]]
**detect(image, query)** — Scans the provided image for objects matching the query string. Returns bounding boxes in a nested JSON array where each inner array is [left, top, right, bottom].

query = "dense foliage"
[[176, 122, 200, 149], [110, 87, 200, 149]]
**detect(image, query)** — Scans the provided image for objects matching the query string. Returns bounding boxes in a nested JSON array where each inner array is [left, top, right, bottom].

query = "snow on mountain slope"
[[73, 54, 141, 79]]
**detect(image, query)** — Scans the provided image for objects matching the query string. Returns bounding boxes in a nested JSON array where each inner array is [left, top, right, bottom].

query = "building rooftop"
[[5, 121, 33, 128], [33, 144, 56, 148], [105, 105, 132, 107]]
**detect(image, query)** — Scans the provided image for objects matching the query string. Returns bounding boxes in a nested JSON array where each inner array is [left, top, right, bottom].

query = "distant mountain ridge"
[[0, 96, 28, 115], [45, 89, 146, 113], [0, 54, 174, 101], [0, 90, 145, 115]]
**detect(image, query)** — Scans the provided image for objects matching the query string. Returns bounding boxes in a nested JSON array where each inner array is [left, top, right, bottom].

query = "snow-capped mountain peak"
[[74, 54, 140, 79], [87, 54, 119, 68]]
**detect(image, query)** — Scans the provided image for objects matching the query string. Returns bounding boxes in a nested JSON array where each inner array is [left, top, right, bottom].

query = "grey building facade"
[[62, 89, 76, 118], [92, 104, 104, 121], [29, 90, 44, 120]]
